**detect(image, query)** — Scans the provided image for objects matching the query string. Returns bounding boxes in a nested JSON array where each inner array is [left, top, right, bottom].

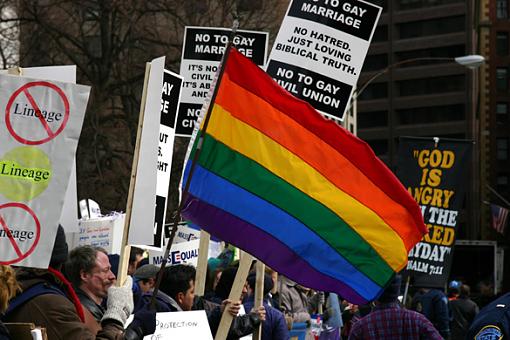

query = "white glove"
[[101, 276, 134, 325]]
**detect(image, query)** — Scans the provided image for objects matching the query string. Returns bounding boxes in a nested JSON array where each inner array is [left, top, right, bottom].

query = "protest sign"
[[0, 73, 89, 268], [72, 214, 125, 254], [397, 137, 472, 288], [149, 239, 201, 267], [15, 65, 79, 233], [266, 0, 381, 120], [134, 311, 212, 340], [128, 56, 165, 246], [177, 26, 268, 136], [153, 70, 182, 248]]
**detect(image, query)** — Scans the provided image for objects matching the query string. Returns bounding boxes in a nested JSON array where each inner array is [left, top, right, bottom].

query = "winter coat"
[[2, 268, 138, 340], [244, 298, 290, 340], [278, 277, 312, 323]]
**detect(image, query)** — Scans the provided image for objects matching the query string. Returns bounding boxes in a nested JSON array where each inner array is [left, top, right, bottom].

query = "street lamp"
[[344, 54, 485, 139], [353, 54, 485, 100]]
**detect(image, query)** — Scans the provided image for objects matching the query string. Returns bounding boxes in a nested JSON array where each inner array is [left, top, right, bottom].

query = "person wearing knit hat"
[[244, 272, 290, 340], [348, 275, 442, 340]]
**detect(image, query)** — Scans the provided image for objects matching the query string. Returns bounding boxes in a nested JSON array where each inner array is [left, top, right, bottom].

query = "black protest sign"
[[160, 70, 182, 128], [397, 137, 472, 288], [267, 60, 352, 115], [183, 27, 267, 65], [153, 70, 182, 248], [288, 0, 380, 41], [178, 26, 269, 137]]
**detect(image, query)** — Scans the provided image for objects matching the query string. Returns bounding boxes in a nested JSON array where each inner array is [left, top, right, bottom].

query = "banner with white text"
[[397, 137, 472, 288]]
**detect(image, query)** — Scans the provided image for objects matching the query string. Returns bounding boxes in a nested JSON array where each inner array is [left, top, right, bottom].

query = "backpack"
[[2, 282, 65, 318]]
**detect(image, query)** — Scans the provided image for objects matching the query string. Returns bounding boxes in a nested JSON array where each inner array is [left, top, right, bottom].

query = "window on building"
[[497, 138, 509, 160], [497, 102, 509, 122], [395, 45, 466, 67], [358, 111, 388, 129], [397, 105, 465, 124], [497, 68, 509, 91], [398, 0, 463, 11], [357, 83, 388, 100], [497, 175, 509, 186], [497, 0, 508, 19], [362, 54, 388, 72], [372, 26, 388, 43], [397, 75, 465, 96], [398, 16, 465, 39], [497, 32, 509, 56]]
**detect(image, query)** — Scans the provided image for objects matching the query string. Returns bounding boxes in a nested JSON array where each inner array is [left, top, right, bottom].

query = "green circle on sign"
[[0, 146, 52, 201]]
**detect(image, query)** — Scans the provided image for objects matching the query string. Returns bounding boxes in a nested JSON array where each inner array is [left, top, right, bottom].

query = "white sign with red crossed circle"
[[0, 73, 89, 268]]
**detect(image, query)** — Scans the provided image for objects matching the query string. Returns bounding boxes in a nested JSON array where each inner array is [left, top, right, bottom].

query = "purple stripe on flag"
[[182, 194, 373, 304]]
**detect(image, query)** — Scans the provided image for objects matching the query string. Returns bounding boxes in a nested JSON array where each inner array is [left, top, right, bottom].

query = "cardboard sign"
[[153, 70, 182, 248], [128, 57, 165, 246], [149, 239, 201, 267], [177, 26, 268, 137], [266, 0, 381, 120], [73, 214, 125, 254], [140, 311, 212, 340], [0, 74, 89, 268]]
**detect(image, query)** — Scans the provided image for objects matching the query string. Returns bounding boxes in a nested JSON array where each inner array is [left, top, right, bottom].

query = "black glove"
[[129, 304, 157, 337]]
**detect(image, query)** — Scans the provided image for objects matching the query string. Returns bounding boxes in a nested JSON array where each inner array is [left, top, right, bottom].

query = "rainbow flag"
[[181, 47, 426, 303]]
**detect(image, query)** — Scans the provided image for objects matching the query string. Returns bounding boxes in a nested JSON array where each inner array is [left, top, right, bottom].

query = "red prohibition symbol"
[[5, 81, 70, 145], [0, 202, 41, 265]]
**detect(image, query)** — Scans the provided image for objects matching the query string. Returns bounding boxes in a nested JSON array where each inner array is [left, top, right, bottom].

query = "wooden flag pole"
[[253, 261, 265, 340], [215, 254, 254, 340], [150, 20, 240, 307], [117, 62, 151, 286], [195, 230, 211, 296]]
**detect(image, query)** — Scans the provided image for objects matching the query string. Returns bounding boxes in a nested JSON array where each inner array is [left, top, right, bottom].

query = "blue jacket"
[[244, 298, 290, 340], [411, 288, 450, 339], [466, 292, 510, 339]]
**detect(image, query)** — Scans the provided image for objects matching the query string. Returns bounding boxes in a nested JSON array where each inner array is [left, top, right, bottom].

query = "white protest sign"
[[0, 74, 89, 268], [177, 26, 268, 136], [73, 214, 125, 254], [16, 65, 79, 233], [153, 70, 182, 248], [128, 56, 165, 245], [142, 311, 213, 340], [266, 0, 381, 120], [149, 238, 201, 267]]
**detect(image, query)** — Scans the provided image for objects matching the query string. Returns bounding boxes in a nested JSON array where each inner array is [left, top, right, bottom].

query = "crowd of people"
[[0, 226, 508, 340]]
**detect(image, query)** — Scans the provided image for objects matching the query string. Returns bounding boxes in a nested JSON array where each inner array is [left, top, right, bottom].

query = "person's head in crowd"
[[377, 275, 402, 304], [0, 265, 20, 314], [246, 272, 274, 298], [215, 266, 248, 301], [128, 247, 145, 275], [65, 245, 116, 304], [477, 279, 494, 297], [448, 280, 461, 298], [160, 264, 196, 311], [49, 224, 69, 270], [134, 264, 160, 293], [460, 284, 472, 298], [265, 267, 278, 294]]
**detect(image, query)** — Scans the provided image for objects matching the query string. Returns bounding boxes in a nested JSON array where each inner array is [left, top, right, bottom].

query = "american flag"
[[491, 204, 509, 234]]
